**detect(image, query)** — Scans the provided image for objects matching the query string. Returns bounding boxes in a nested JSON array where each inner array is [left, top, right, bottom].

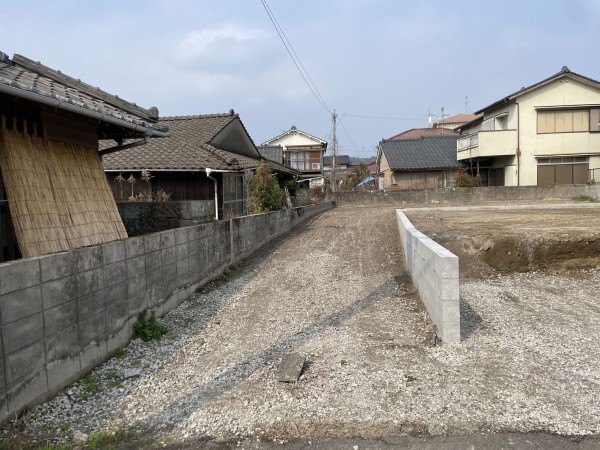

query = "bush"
[[454, 169, 479, 187], [247, 163, 283, 213], [132, 310, 167, 342]]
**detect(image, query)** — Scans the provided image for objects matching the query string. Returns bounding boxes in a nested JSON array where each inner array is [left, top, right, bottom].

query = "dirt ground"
[[5, 202, 600, 449], [405, 204, 600, 277]]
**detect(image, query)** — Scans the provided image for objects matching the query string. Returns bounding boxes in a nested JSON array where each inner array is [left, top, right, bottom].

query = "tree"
[[247, 163, 283, 213]]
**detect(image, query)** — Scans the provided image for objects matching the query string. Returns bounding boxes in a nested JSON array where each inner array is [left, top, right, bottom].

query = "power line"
[[259, 0, 331, 115]]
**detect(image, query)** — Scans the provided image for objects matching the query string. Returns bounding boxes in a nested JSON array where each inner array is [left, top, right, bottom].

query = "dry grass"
[[0, 129, 127, 257]]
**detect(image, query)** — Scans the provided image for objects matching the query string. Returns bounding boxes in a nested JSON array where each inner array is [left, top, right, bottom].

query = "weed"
[[131, 359, 141, 367], [88, 427, 139, 449], [112, 347, 126, 359], [201, 281, 218, 294], [105, 370, 118, 379], [132, 310, 167, 342], [573, 195, 599, 203], [58, 421, 70, 432], [83, 376, 100, 395], [110, 380, 123, 389]]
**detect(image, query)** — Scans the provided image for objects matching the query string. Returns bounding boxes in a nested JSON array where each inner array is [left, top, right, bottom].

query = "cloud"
[[173, 24, 269, 69]]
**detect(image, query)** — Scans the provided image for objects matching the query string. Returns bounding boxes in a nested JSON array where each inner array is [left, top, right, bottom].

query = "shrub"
[[132, 310, 167, 342], [247, 163, 283, 213], [454, 169, 479, 187]]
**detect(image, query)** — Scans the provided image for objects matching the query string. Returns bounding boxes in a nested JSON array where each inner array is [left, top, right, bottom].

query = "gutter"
[[0, 83, 169, 138], [205, 168, 219, 221]]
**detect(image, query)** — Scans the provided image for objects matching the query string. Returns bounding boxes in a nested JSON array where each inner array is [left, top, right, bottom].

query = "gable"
[[211, 118, 260, 158], [517, 76, 600, 108]]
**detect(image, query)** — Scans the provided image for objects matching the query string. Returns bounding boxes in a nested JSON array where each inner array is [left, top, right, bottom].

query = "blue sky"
[[1, 0, 599, 157]]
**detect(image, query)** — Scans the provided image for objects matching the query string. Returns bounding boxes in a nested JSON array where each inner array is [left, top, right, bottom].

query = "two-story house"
[[261, 126, 328, 182], [456, 67, 600, 186]]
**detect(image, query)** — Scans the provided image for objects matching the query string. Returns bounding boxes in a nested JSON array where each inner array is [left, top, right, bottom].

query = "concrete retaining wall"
[[396, 209, 460, 343], [117, 200, 214, 236], [331, 184, 600, 206], [0, 202, 333, 421]]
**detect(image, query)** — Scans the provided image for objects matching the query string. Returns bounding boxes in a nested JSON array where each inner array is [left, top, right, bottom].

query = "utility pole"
[[331, 109, 338, 192]]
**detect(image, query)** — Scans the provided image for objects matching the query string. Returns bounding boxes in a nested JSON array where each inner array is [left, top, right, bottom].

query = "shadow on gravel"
[[460, 297, 482, 341], [140, 277, 404, 440]]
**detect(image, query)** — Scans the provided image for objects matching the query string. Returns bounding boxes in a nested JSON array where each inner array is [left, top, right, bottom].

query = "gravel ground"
[[3, 205, 600, 449]]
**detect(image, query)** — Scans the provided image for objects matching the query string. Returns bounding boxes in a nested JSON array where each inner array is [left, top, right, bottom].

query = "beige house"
[[261, 126, 327, 181], [456, 67, 600, 186]]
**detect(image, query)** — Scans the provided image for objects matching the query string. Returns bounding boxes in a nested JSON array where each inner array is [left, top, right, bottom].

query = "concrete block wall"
[[396, 209, 460, 343], [331, 184, 600, 206], [0, 201, 334, 421]]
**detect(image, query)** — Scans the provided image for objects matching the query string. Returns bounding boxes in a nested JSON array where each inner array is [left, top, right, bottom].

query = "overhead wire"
[[259, 0, 332, 115]]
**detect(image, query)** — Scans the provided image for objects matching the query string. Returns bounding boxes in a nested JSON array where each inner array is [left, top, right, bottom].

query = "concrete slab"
[[276, 353, 306, 382], [0, 286, 42, 325], [0, 258, 41, 295]]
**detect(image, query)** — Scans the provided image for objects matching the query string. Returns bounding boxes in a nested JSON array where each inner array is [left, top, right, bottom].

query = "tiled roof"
[[475, 66, 600, 114], [103, 113, 245, 170], [389, 127, 455, 140], [261, 125, 327, 146], [323, 155, 350, 166], [102, 113, 300, 176], [435, 113, 478, 125], [380, 135, 463, 171], [0, 52, 167, 136]]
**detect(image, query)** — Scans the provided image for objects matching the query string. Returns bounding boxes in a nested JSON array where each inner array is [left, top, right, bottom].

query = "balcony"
[[457, 130, 517, 160]]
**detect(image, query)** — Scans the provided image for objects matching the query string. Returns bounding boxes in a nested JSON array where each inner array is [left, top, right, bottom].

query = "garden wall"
[[0, 202, 334, 421], [330, 184, 600, 206]]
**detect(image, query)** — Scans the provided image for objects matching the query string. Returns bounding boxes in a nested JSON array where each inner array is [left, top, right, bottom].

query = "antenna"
[[428, 108, 432, 126], [465, 96, 470, 114]]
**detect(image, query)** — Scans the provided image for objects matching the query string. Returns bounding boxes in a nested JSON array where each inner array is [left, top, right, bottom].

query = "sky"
[[1, 0, 599, 158]]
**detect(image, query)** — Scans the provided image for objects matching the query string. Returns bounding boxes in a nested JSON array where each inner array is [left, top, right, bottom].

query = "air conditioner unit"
[[312, 163, 321, 170]]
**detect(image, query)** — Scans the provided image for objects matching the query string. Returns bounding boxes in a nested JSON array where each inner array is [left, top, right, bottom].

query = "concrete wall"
[[396, 209, 459, 344], [330, 184, 600, 206], [0, 202, 334, 421], [117, 201, 214, 236]]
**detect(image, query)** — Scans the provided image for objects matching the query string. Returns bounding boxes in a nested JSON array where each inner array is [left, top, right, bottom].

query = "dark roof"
[[0, 52, 167, 137], [323, 155, 350, 166], [102, 113, 300, 176], [476, 66, 600, 114], [257, 145, 284, 164], [379, 135, 463, 171], [389, 127, 455, 140]]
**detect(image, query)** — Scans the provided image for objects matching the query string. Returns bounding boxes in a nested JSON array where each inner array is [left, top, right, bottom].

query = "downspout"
[[205, 168, 219, 221], [516, 102, 521, 186]]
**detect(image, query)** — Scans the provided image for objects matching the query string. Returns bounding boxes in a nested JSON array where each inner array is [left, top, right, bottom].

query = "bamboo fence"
[[0, 128, 127, 258]]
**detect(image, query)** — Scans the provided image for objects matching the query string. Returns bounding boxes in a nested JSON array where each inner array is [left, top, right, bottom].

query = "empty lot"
[[4, 204, 600, 449]]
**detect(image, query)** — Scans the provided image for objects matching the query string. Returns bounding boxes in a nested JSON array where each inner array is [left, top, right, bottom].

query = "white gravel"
[[4, 206, 600, 448]]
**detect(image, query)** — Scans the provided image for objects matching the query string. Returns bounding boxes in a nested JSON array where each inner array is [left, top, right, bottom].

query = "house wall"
[[517, 78, 600, 186], [0, 201, 334, 422], [116, 201, 215, 236]]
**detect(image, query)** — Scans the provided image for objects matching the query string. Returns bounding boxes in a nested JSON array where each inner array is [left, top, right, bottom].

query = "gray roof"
[[475, 66, 600, 114], [379, 135, 463, 171], [0, 52, 167, 138], [102, 113, 299, 175], [323, 155, 350, 166]]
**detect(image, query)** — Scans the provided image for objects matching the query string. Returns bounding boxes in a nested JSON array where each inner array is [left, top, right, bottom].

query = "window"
[[537, 109, 590, 134], [537, 156, 589, 164], [289, 151, 311, 170]]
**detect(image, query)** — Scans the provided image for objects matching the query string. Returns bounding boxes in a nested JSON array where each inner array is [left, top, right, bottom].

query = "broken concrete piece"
[[276, 353, 306, 382]]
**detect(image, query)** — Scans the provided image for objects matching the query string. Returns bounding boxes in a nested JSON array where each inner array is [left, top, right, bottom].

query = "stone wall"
[[330, 184, 600, 206], [396, 209, 460, 343], [117, 201, 215, 236], [0, 202, 334, 421]]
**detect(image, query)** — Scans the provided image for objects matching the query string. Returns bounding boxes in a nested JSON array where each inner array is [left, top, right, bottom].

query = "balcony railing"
[[457, 130, 517, 159], [457, 134, 478, 152]]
